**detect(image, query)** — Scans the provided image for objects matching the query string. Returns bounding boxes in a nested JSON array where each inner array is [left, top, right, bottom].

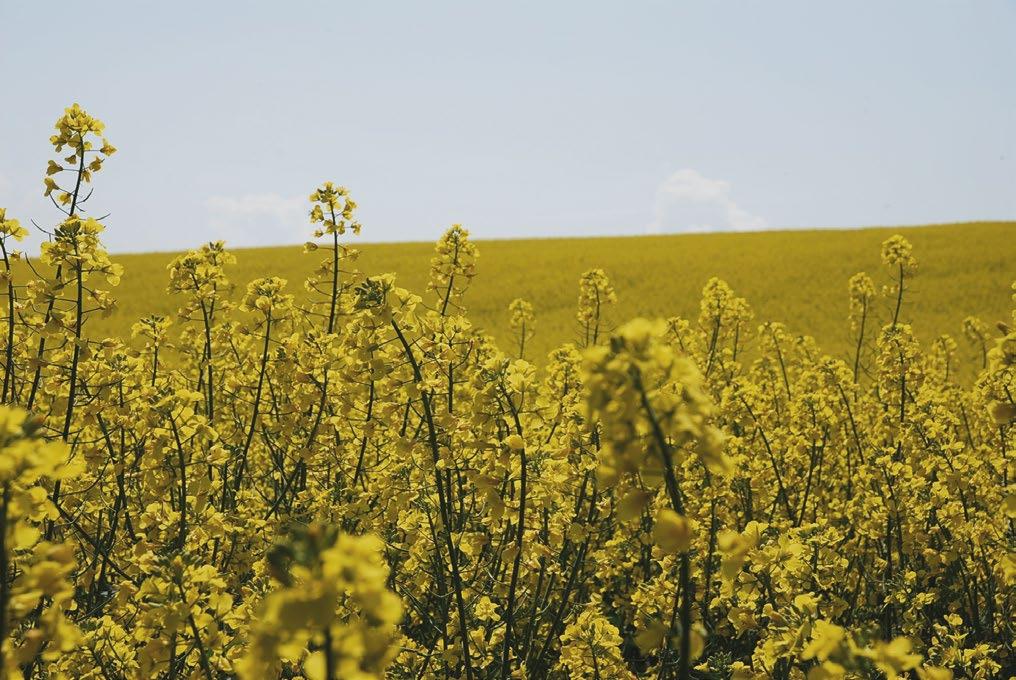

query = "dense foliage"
[[0, 105, 1012, 679]]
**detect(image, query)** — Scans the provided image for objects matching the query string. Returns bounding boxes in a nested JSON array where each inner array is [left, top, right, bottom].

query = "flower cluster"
[[0, 407, 81, 679], [429, 224, 479, 314], [508, 297, 535, 359], [239, 525, 400, 679], [576, 268, 616, 346], [43, 103, 115, 208]]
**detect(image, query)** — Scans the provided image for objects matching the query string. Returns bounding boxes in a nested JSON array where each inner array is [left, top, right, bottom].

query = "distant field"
[[48, 221, 1015, 376]]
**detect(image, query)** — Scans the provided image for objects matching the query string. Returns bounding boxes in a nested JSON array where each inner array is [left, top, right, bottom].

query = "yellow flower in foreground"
[[653, 508, 695, 554]]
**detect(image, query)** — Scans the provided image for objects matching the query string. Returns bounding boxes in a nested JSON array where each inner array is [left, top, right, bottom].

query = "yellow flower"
[[802, 620, 847, 662], [862, 637, 923, 679], [653, 508, 695, 554], [0, 405, 27, 438], [504, 434, 525, 450], [617, 488, 649, 522]]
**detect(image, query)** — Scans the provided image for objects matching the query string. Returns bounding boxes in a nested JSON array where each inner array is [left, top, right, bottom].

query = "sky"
[[1, 1, 1014, 253]]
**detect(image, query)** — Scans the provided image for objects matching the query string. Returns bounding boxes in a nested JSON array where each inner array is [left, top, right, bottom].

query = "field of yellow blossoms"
[[0, 105, 1012, 679]]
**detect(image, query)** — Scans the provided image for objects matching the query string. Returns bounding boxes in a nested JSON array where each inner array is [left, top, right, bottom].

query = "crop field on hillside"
[[39, 221, 1015, 381], [0, 105, 1013, 680]]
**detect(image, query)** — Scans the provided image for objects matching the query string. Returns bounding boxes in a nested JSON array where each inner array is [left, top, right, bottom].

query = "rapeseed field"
[[50, 221, 1015, 380], [1, 104, 1012, 680]]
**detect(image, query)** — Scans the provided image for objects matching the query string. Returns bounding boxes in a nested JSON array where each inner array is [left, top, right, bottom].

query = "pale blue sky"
[[2, 1, 1014, 253]]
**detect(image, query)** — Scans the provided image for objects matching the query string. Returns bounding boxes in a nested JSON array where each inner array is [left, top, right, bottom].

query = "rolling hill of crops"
[[80, 220, 1013, 376]]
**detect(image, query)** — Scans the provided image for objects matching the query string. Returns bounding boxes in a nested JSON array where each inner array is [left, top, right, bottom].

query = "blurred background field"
[[23, 221, 1013, 378]]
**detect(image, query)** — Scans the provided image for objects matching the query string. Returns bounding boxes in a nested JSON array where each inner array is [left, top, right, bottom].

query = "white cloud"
[[204, 193, 308, 246], [649, 169, 766, 234]]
